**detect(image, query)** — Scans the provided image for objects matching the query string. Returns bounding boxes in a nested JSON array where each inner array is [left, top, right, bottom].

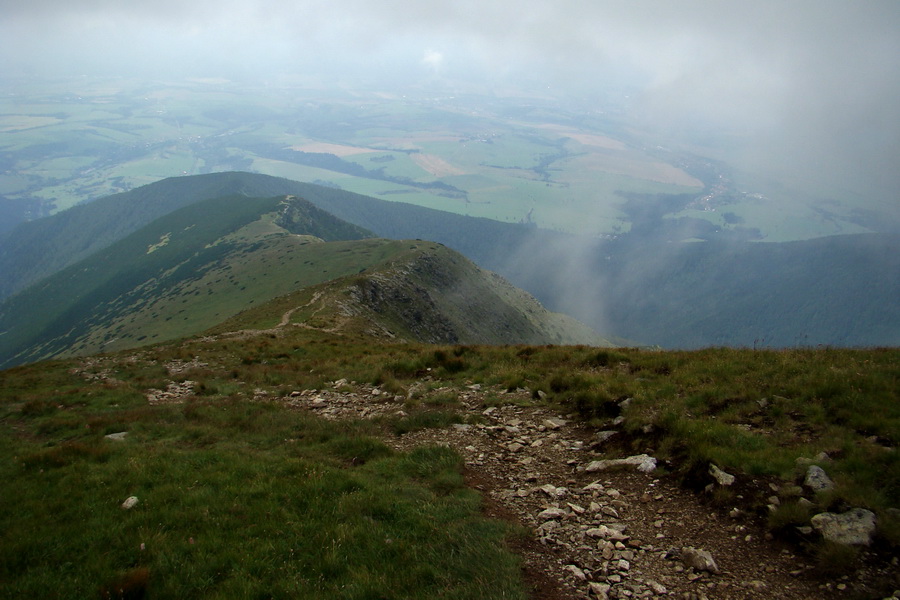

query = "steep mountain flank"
[[214, 242, 609, 347]]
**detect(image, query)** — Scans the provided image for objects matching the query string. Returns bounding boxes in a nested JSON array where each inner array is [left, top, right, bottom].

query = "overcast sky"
[[3, 0, 899, 204]]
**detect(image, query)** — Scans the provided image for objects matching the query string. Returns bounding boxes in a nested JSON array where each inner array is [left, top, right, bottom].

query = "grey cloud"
[[2, 0, 898, 204]]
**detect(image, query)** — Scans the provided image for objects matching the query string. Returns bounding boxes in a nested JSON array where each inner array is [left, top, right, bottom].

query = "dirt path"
[[289, 381, 885, 600]]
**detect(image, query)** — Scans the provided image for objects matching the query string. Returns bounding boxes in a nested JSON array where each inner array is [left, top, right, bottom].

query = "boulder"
[[811, 508, 877, 545]]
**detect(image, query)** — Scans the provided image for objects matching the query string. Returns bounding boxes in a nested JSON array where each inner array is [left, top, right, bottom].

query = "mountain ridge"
[[2, 171, 897, 349], [0, 193, 609, 368]]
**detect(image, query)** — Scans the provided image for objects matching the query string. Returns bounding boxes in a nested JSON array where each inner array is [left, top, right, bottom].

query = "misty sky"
[[2, 0, 899, 204]]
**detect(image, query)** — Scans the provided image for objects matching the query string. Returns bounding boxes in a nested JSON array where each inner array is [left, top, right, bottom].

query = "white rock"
[[565, 564, 587, 580], [585, 454, 657, 473], [567, 502, 586, 514], [539, 484, 561, 496], [811, 508, 877, 545], [804, 465, 835, 492], [746, 580, 767, 591], [583, 481, 605, 493], [104, 432, 128, 441], [537, 507, 568, 521], [680, 546, 719, 573], [595, 430, 618, 443], [121, 496, 139, 510], [587, 526, 629, 541], [709, 463, 735, 486]]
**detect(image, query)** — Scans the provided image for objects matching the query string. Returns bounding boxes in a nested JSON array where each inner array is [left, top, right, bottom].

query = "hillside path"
[[286, 382, 855, 600]]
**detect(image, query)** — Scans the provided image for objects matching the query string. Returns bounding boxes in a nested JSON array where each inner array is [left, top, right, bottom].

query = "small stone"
[[565, 564, 587, 580], [544, 418, 566, 430], [596, 430, 618, 443], [104, 432, 128, 441], [584, 481, 605, 493], [121, 496, 138, 510], [709, 464, 735, 486], [680, 547, 719, 573], [587, 526, 629, 541], [805, 465, 835, 492], [537, 507, 568, 520]]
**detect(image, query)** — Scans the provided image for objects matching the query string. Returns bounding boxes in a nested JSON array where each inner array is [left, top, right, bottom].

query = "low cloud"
[[2, 0, 898, 204]]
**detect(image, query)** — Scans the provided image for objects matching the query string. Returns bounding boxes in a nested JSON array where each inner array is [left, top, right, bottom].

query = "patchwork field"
[[0, 76, 888, 239]]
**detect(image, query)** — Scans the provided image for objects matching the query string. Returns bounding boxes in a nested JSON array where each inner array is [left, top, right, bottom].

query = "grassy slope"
[[0, 192, 607, 367], [0, 172, 369, 300], [1, 327, 897, 597], [0, 355, 524, 599], [0, 194, 377, 367]]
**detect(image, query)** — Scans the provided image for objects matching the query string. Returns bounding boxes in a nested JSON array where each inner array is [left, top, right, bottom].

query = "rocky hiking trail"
[[283, 379, 895, 600], [79, 354, 897, 600]]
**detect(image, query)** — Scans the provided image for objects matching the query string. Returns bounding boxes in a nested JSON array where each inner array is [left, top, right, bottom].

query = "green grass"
[[133, 330, 900, 516], [2, 308, 898, 595], [0, 365, 525, 599]]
